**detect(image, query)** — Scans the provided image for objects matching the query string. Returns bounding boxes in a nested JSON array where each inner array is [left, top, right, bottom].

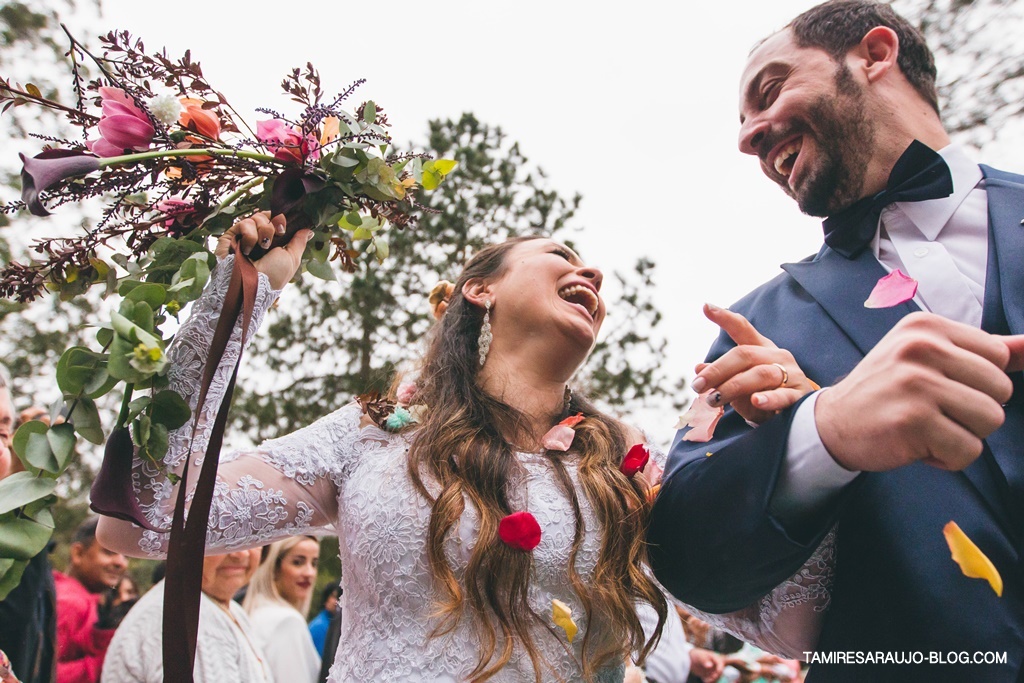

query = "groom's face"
[[738, 30, 878, 217]]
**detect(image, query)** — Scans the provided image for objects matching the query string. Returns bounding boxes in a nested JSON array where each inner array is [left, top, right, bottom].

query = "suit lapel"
[[783, 239, 1017, 534], [981, 167, 1024, 336], [782, 248, 918, 357]]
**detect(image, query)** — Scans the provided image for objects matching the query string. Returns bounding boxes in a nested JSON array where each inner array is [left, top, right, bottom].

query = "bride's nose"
[[578, 266, 603, 292]]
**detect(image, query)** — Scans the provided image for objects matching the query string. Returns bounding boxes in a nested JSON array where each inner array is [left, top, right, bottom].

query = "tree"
[[231, 113, 686, 443], [895, 0, 1024, 153]]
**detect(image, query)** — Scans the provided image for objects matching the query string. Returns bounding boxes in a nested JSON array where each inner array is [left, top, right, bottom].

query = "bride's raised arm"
[[97, 214, 369, 557]]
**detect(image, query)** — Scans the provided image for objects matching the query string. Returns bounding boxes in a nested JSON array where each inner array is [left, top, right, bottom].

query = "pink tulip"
[[155, 197, 197, 236], [87, 87, 155, 158], [256, 119, 320, 164]]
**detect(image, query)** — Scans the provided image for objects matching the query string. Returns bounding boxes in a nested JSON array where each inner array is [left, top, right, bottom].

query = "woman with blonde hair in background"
[[98, 213, 828, 682], [243, 536, 321, 683]]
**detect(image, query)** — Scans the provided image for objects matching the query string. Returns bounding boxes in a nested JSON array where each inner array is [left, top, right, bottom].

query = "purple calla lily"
[[20, 150, 101, 216]]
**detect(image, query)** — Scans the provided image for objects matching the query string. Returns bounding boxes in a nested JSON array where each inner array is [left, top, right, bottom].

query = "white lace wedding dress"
[[99, 258, 834, 682]]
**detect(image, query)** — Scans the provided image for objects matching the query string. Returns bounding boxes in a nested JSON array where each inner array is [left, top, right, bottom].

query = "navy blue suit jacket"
[[648, 166, 1024, 681]]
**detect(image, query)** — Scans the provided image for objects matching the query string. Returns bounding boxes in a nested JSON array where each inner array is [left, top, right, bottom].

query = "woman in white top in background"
[[244, 537, 321, 683]]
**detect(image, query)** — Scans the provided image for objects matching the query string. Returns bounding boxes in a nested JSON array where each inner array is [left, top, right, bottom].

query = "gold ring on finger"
[[770, 362, 789, 389]]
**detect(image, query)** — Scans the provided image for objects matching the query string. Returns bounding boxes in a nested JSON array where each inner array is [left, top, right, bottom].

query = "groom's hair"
[[788, 0, 939, 116]]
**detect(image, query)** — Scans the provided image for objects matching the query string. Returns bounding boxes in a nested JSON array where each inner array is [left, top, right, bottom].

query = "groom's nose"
[[738, 115, 769, 157]]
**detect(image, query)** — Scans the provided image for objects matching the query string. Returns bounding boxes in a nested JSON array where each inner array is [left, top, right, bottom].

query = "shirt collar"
[[893, 143, 983, 240]]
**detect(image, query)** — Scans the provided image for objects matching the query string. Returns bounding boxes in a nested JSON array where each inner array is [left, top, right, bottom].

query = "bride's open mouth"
[[557, 284, 599, 320]]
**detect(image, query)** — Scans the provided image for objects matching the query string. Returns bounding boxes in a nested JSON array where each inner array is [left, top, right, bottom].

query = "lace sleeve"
[[97, 256, 361, 557], [682, 526, 835, 660]]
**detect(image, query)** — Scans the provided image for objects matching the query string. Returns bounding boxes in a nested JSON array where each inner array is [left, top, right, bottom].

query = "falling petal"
[[864, 269, 918, 309], [541, 424, 576, 451], [943, 521, 1003, 596], [560, 413, 585, 428], [552, 599, 578, 642], [498, 511, 541, 551], [679, 391, 725, 442], [620, 443, 651, 477]]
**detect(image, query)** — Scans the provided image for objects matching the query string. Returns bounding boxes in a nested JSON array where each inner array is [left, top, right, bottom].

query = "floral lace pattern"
[[105, 262, 834, 680], [684, 527, 835, 660]]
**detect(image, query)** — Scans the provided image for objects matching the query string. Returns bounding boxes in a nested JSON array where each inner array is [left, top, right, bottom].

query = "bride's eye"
[[551, 247, 573, 262]]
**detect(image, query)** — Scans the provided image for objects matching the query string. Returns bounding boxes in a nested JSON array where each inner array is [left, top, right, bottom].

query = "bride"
[[98, 212, 827, 682]]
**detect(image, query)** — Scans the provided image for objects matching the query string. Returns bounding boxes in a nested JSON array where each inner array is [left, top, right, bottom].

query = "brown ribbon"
[[159, 241, 258, 682]]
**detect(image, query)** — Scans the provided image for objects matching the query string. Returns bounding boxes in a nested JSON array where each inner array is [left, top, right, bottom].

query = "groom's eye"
[[760, 81, 781, 109]]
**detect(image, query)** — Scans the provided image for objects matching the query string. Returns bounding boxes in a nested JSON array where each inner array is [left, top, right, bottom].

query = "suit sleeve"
[[646, 329, 852, 614]]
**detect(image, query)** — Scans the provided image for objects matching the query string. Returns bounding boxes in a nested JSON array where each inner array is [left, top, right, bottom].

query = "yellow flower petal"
[[551, 599, 578, 643], [943, 521, 1003, 597]]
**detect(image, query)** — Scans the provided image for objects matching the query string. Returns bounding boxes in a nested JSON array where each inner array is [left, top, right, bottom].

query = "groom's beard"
[[769, 68, 878, 218]]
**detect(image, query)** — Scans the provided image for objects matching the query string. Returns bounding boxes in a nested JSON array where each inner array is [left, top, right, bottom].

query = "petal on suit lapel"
[[782, 248, 919, 357]]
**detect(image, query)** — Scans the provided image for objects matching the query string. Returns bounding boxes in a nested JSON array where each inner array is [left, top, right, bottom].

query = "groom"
[[649, 1, 1024, 681]]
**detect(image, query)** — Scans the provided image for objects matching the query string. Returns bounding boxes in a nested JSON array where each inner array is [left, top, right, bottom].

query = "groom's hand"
[[815, 312, 1014, 472]]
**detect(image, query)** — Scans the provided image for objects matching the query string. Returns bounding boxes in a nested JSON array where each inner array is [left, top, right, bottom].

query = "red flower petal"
[[679, 391, 725, 443], [620, 443, 650, 477], [559, 413, 585, 428], [498, 511, 541, 551], [864, 269, 918, 308]]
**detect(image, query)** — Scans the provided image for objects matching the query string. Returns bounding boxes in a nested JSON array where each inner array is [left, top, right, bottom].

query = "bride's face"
[[484, 239, 606, 356]]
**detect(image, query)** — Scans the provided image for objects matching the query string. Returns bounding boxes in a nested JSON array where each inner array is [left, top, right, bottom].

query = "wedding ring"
[[770, 362, 789, 388]]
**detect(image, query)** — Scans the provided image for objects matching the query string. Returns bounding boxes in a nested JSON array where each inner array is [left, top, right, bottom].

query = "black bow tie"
[[822, 140, 954, 258]]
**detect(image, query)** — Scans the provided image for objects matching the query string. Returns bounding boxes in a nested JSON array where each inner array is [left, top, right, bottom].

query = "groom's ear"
[[462, 278, 493, 308], [853, 26, 900, 85]]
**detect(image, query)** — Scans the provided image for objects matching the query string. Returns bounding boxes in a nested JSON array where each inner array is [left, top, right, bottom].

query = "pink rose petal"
[[541, 424, 576, 451], [864, 269, 918, 309], [679, 391, 725, 443]]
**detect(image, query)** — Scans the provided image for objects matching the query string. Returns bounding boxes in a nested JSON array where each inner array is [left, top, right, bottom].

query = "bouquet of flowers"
[[0, 27, 455, 592]]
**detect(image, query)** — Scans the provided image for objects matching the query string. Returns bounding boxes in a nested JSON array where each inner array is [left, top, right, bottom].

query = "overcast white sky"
[[64, 0, 1019, 437]]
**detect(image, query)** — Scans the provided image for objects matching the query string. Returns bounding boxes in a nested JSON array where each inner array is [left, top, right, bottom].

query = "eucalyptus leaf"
[[56, 346, 105, 396], [150, 390, 191, 430], [24, 431, 58, 473], [0, 559, 29, 601], [0, 510, 54, 560], [124, 282, 166, 309], [0, 474, 58, 515], [12, 421, 48, 466], [70, 397, 104, 445], [46, 423, 77, 472], [143, 423, 169, 462], [362, 100, 376, 125], [305, 258, 337, 282]]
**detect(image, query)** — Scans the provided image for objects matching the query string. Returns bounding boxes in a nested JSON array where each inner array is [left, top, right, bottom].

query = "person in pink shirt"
[[53, 517, 130, 683]]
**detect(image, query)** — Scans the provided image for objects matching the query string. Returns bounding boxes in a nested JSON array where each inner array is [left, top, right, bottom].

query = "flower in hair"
[[620, 443, 650, 478], [498, 511, 541, 551], [396, 382, 419, 406], [541, 413, 585, 452], [429, 280, 455, 320], [384, 407, 413, 430]]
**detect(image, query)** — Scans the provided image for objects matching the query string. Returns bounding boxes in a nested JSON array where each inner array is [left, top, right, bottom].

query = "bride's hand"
[[692, 304, 818, 425], [215, 211, 313, 290]]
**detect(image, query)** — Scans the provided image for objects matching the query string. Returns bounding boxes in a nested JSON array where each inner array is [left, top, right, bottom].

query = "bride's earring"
[[478, 299, 492, 366]]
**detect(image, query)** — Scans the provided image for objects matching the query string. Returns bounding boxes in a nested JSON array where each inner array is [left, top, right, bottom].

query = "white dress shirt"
[[772, 144, 990, 521]]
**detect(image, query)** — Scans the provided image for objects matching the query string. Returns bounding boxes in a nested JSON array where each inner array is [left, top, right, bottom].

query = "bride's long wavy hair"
[[404, 237, 667, 682]]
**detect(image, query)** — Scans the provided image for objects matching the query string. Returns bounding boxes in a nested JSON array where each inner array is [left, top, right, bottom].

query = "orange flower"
[[320, 116, 340, 146], [178, 98, 221, 140]]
